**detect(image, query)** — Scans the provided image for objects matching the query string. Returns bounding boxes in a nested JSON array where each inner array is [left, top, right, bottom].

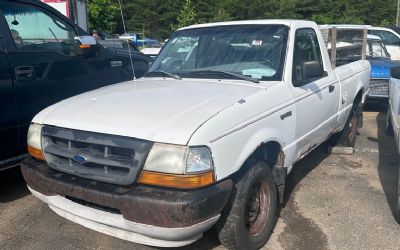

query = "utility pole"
[[397, 0, 400, 27]]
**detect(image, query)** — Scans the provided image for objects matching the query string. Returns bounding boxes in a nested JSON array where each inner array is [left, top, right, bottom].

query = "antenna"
[[117, 0, 136, 80]]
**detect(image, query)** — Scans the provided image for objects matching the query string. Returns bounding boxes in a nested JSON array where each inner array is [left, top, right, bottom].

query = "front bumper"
[[21, 158, 233, 247]]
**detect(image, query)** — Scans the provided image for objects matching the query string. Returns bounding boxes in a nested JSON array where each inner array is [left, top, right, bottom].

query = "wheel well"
[[243, 141, 287, 203], [251, 141, 284, 167], [354, 89, 363, 104]]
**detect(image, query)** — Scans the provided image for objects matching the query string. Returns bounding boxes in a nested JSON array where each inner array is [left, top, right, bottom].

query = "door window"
[[292, 28, 324, 86], [371, 30, 400, 46], [1, 5, 77, 55], [367, 40, 390, 58]]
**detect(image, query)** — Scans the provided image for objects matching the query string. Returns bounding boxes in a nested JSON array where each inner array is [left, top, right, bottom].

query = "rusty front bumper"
[[21, 157, 232, 229]]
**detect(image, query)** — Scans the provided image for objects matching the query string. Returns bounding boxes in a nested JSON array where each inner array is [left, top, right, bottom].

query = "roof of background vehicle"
[[179, 19, 316, 31], [319, 24, 371, 29], [388, 26, 400, 35], [369, 26, 397, 31]]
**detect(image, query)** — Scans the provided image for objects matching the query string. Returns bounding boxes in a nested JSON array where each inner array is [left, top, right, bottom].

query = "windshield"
[[148, 25, 289, 81], [367, 40, 390, 58]]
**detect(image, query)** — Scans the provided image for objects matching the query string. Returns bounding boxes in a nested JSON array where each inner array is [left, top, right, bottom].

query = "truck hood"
[[34, 78, 262, 145]]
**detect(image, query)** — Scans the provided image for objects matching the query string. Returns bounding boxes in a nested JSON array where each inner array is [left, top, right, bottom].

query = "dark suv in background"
[[0, 0, 152, 170]]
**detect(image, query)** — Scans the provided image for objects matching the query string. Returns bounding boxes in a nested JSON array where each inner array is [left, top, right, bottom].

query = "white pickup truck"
[[22, 20, 370, 249], [386, 66, 400, 222]]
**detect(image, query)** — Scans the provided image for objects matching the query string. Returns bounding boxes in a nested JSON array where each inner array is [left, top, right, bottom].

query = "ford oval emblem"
[[73, 154, 87, 164]]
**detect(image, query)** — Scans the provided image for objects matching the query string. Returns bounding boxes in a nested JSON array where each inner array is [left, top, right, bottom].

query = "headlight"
[[142, 143, 188, 174], [27, 123, 44, 160], [138, 143, 215, 189]]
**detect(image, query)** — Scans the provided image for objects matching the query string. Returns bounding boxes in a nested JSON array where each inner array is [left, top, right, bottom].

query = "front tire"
[[216, 161, 277, 250]]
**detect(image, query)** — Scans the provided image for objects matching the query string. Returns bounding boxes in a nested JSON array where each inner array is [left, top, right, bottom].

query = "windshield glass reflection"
[[148, 25, 289, 81]]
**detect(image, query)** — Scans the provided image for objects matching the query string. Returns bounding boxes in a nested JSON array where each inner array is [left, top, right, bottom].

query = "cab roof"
[[179, 19, 317, 31]]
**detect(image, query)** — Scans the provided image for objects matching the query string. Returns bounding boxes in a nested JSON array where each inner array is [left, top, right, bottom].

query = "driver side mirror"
[[73, 36, 98, 57], [303, 61, 325, 80]]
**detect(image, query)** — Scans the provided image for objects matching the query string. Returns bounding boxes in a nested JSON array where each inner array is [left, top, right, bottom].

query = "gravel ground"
[[1, 105, 399, 250]]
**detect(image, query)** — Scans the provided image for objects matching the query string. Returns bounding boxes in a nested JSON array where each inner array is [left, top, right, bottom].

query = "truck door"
[[0, 2, 131, 152], [0, 48, 18, 166], [291, 28, 339, 159]]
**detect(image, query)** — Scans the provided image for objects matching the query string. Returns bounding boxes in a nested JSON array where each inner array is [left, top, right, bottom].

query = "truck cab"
[[0, 0, 151, 169]]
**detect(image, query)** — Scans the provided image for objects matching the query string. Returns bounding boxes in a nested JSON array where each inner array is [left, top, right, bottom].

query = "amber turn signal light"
[[28, 146, 45, 161], [79, 44, 91, 49], [138, 170, 215, 189]]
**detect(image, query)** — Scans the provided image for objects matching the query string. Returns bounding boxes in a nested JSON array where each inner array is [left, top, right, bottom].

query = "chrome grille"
[[369, 79, 389, 98], [42, 126, 152, 185]]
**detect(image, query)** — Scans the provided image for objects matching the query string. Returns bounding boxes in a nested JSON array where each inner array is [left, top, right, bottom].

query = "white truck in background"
[[386, 66, 400, 223], [22, 20, 370, 249], [368, 26, 400, 61]]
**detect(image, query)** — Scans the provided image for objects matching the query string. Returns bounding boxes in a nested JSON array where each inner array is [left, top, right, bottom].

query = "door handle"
[[15, 66, 35, 80], [329, 85, 335, 93], [280, 111, 292, 120]]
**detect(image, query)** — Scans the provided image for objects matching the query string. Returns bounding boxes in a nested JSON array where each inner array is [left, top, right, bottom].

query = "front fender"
[[203, 121, 294, 181], [187, 83, 296, 181]]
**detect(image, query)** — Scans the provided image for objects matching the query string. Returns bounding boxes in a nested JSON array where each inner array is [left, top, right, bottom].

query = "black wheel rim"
[[245, 180, 270, 237]]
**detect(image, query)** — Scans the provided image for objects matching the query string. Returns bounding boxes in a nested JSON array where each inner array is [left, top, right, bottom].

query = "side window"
[[292, 28, 324, 87], [1, 5, 77, 55], [369, 42, 386, 57], [373, 30, 400, 46]]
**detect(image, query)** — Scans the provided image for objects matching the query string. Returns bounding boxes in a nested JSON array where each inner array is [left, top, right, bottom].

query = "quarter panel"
[[334, 60, 370, 132], [387, 45, 400, 61]]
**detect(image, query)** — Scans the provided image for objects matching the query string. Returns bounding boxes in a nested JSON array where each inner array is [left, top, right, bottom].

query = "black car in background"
[[0, 0, 152, 170]]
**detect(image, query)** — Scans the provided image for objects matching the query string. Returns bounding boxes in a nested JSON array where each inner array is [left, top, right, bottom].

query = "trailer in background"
[[41, 0, 88, 32]]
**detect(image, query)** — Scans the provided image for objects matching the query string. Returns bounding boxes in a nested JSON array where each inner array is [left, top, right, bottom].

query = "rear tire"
[[216, 161, 277, 250], [330, 103, 360, 147]]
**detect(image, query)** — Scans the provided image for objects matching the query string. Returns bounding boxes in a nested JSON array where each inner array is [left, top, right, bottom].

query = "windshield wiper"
[[189, 70, 259, 83], [145, 70, 182, 80]]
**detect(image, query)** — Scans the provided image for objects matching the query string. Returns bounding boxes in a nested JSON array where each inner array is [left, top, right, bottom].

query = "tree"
[[87, 0, 119, 33], [212, 7, 233, 22], [88, 0, 399, 40], [171, 0, 197, 30]]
